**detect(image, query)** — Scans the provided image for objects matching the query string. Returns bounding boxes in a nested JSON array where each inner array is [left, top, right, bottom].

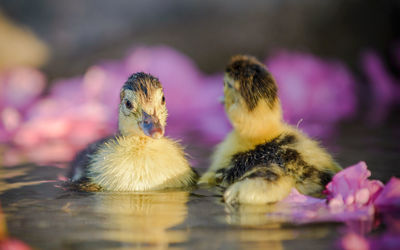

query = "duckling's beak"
[[139, 111, 164, 139]]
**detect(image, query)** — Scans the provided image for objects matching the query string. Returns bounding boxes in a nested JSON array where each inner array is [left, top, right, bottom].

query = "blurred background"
[[1, 0, 399, 78], [0, 0, 399, 179], [0, 2, 400, 249]]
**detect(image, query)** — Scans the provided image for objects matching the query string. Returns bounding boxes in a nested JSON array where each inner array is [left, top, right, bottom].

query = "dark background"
[[1, 0, 399, 81]]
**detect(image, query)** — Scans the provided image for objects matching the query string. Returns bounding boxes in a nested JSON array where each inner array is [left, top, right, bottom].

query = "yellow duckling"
[[69, 72, 197, 191], [198, 55, 341, 204]]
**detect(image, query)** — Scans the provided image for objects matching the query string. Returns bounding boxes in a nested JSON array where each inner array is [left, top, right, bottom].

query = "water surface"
[[1, 120, 399, 249]]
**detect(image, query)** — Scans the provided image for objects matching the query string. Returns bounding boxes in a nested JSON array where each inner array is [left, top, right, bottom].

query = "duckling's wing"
[[68, 135, 114, 182]]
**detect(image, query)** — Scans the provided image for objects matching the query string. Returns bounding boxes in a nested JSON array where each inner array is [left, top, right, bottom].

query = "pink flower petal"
[[340, 232, 370, 250], [355, 188, 370, 205], [0, 239, 32, 250], [326, 162, 384, 207], [374, 177, 400, 207], [281, 188, 325, 205]]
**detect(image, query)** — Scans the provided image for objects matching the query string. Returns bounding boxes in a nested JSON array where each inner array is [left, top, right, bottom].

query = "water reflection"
[[0, 164, 58, 194], [224, 203, 282, 226], [0, 164, 191, 249], [223, 203, 289, 250], [0, 160, 397, 249], [91, 191, 190, 249], [223, 203, 332, 250]]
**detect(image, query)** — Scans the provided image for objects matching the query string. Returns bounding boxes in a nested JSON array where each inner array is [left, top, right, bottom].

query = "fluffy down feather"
[[88, 135, 197, 191]]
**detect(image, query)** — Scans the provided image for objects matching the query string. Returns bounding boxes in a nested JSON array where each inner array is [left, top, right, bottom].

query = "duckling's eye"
[[161, 95, 165, 105], [125, 100, 133, 110]]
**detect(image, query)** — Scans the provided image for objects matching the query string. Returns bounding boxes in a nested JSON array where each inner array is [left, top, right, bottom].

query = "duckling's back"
[[199, 55, 342, 204], [220, 125, 340, 193]]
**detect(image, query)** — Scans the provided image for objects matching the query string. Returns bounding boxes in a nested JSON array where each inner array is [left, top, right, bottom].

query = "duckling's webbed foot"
[[67, 178, 103, 192]]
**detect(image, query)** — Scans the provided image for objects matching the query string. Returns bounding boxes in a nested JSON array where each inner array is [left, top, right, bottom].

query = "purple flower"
[[276, 162, 400, 227], [361, 49, 400, 124], [326, 161, 384, 207], [0, 67, 46, 143], [266, 51, 357, 137], [374, 177, 400, 208]]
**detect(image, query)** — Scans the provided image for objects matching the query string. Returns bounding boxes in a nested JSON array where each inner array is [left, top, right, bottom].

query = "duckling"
[[198, 55, 341, 204], [69, 72, 198, 191]]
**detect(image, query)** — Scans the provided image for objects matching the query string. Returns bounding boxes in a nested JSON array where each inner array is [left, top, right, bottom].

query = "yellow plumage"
[[69, 72, 197, 191], [202, 124, 341, 203], [89, 135, 196, 191], [199, 55, 341, 204]]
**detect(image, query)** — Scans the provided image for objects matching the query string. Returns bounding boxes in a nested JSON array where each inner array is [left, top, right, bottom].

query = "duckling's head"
[[118, 72, 167, 139], [224, 55, 283, 140]]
